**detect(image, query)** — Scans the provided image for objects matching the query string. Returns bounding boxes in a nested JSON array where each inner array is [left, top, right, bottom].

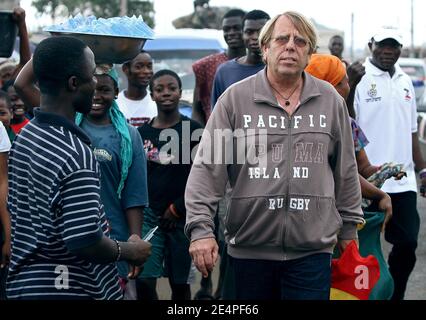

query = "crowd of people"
[[0, 2, 424, 301]]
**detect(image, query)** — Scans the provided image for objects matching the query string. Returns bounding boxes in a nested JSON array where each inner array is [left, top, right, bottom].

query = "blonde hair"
[[259, 11, 317, 55]]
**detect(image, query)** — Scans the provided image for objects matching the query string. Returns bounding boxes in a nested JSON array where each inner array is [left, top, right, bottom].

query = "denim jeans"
[[231, 253, 332, 300]]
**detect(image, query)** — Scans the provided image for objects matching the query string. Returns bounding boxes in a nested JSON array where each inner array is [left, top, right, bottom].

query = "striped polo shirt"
[[6, 109, 122, 300]]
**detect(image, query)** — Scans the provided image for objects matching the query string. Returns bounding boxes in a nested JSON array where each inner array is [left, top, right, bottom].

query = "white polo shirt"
[[354, 58, 418, 193]]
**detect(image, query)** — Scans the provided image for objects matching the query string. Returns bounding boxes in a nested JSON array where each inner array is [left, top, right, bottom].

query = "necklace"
[[270, 80, 301, 107]]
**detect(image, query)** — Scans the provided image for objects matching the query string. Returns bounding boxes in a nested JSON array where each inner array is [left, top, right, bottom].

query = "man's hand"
[[1, 239, 10, 268], [337, 238, 359, 255], [347, 61, 366, 89], [377, 192, 393, 233], [127, 234, 142, 279], [159, 206, 179, 230], [12, 7, 26, 26], [127, 234, 151, 267], [189, 238, 218, 278], [127, 265, 142, 279], [394, 171, 407, 180]]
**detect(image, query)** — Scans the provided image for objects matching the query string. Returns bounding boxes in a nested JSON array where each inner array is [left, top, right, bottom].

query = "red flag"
[[331, 240, 380, 300]]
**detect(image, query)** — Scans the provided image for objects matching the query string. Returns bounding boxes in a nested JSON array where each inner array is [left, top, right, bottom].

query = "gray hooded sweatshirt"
[[185, 68, 364, 261]]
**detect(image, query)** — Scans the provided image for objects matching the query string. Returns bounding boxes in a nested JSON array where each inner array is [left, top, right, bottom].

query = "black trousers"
[[230, 253, 332, 300], [385, 191, 420, 300]]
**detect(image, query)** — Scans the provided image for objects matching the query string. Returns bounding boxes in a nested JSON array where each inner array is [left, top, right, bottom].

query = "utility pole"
[[411, 0, 415, 57], [120, 0, 128, 16], [351, 12, 355, 61]]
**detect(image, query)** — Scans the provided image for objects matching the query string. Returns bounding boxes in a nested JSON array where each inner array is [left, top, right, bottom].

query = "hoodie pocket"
[[285, 196, 342, 251], [225, 197, 283, 247]]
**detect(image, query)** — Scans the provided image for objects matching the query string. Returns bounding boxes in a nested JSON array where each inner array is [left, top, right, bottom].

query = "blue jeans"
[[231, 253, 332, 300]]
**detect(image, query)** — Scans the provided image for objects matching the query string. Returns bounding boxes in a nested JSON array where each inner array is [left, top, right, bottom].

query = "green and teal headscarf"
[[75, 64, 132, 198]]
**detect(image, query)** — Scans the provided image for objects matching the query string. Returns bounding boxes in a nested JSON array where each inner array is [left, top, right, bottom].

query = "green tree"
[[32, 0, 155, 28]]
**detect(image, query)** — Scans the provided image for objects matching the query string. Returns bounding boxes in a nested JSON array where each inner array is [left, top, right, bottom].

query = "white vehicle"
[[398, 57, 426, 112]]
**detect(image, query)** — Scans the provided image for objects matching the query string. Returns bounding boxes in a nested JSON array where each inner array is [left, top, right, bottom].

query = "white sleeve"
[[0, 122, 11, 153]]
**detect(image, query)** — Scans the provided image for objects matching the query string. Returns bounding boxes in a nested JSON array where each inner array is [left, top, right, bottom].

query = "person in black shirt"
[[137, 70, 203, 300]]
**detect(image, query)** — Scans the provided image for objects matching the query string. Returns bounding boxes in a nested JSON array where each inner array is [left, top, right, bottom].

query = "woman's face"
[[89, 75, 117, 120]]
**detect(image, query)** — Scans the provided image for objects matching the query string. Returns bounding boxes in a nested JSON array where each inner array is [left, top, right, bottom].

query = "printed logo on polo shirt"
[[93, 148, 112, 162], [404, 88, 412, 101], [365, 83, 382, 103]]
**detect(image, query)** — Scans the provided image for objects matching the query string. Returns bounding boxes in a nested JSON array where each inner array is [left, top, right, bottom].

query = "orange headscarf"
[[305, 53, 346, 87]]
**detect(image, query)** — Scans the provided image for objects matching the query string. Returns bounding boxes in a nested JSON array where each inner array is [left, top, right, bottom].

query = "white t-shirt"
[[354, 58, 418, 193], [116, 91, 158, 127], [0, 122, 11, 153]]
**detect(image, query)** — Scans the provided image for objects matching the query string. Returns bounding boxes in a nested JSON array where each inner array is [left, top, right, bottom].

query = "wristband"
[[419, 168, 426, 179], [169, 203, 180, 218], [114, 239, 122, 262]]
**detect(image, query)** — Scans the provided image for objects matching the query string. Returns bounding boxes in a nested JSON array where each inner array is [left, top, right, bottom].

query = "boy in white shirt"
[[117, 51, 157, 127]]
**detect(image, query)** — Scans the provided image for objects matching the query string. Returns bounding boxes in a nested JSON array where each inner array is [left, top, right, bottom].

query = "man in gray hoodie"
[[185, 11, 364, 300]]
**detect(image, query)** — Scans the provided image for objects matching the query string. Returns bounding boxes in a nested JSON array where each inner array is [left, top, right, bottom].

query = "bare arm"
[[71, 234, 151, 266], [412, 132, 426, 171], [356, 148, 379, 179], [359, 174, 392, 232], [346, 61, 366, 119], [13, 8, 31, 72], [14, 58, 40, 112], [126, 206, 143, 237], [191, 84, 206, 126], [0, 152, 11, 268], [412, 131, 426, 196]]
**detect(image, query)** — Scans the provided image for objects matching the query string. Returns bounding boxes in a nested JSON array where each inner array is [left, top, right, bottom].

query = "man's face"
[[124, 52, 153, 88], [6, 85, 25, 119], [262, 15, 311, 78], [243, 19, 269, 57], [369, 38, 402, 71], [329, 36, 344, 57], [73, 48, 97, 115], [222, 17, 244, 50], [150, 74, 182, 113]]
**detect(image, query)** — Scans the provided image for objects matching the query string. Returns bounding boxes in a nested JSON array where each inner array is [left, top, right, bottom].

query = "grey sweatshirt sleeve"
[[184, 101, 232, 241], [332, 98, 364, 240]]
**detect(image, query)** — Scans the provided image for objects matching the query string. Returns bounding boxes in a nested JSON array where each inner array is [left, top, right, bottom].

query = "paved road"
[[157, 192, 426, 300]]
